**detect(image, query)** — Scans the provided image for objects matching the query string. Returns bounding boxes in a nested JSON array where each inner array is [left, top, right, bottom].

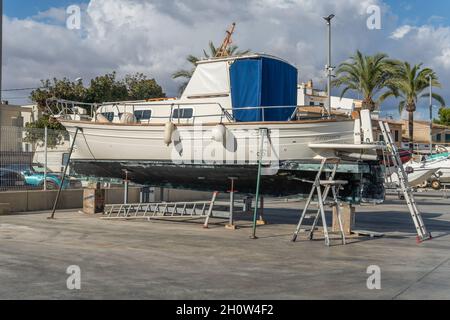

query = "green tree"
[[28, 72, 166, 145], [30, 78, 87, 113], [85, 72, 129, 103], [125, 73, 166, 100], [379, 62, 445, 152], [172, 41, 250, 94], [435, 108, 450, 126], [31, 72, 166, 112], [332, 51, 399, 111]]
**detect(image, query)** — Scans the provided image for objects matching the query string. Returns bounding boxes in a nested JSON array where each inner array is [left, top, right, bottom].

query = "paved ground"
[[1, 193, 450, 300]]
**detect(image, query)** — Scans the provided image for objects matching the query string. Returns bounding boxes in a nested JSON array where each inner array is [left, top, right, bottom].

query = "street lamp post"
[[429, 75, 433, 155], [323, 14, 335, 117], [0, 0, 3, 150], [1, 0, 3, 103]]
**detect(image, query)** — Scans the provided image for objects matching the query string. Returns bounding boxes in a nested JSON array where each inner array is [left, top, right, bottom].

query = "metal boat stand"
[[291, 158, 347, 246], [225, 177, 238, 230], [256, 196, 267, 226], [225, 177, 265, 230], [251, 128, 269, 239], [102, 191, 219, 228], [48, 127, 81, 220]]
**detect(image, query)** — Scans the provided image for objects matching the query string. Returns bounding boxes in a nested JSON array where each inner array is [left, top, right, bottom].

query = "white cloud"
[[390, 25, 412, 39], [436, 48, 450, 69], [386, 24, 450, 72], [2, 0, 449, 118], [32, 7, 67, 24]]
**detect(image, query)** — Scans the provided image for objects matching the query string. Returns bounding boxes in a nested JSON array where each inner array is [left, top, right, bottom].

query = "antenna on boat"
[[215, 22, 236, 58]]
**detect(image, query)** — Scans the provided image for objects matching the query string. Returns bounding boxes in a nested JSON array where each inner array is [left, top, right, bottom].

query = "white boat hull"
[[60, 119, 384, 202], [61, 119, 357, 163], [409, 157, 450, 184], [387, 167, 440, 187]]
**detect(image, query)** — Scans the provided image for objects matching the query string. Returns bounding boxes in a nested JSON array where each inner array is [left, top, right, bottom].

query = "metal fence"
[[0, 126, 91, 191]]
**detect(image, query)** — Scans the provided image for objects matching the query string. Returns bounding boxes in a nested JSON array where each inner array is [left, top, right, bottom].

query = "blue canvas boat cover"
[[230, 57, 298, 122]]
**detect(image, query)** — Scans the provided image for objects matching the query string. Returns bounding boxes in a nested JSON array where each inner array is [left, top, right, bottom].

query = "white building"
[[297, 80, 361, 111], [0, 102, 33, 152], [0, 102, 34, 166], [20, 104, 42, 125], [0, 103, 69, 172]]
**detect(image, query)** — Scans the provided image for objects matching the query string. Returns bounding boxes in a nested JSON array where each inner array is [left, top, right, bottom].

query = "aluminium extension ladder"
[[102, 192, 219, 228], [379, 121, 432, 242], [292, 158, 347, 246]]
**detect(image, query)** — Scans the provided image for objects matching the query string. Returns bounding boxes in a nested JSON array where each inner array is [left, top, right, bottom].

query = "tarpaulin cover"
[[230, 57, 298, 122], [182, 61, 230, 97]]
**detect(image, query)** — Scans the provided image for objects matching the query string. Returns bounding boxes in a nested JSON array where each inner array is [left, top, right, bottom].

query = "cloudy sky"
[[2, 0, 450, 119]]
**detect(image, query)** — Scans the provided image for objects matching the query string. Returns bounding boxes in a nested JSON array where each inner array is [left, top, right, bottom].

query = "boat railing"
[[111, 104, 304, 123], [45, 98, 98, 119], [108, 101, 235, 123], [112, 104, 327, 123], [46, 98, 234, 123], [46, 98, 331, 124]]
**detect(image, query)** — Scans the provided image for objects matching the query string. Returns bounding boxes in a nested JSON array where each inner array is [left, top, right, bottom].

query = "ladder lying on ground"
[[102, 192, 219, 228], [379, 121, 432, 242], [292, 158, 347, 246]]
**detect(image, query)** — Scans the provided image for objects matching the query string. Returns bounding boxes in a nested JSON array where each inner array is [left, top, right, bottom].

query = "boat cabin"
[[95, 54, 299, 124]]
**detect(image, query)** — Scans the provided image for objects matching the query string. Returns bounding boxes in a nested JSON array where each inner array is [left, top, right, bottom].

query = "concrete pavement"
[[0, 194, 450, 300]]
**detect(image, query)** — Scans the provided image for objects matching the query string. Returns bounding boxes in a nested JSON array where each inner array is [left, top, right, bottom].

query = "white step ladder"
[[379, 121, 432, 242], [102, 192, 219, 228], [292, 158, 347, 246]]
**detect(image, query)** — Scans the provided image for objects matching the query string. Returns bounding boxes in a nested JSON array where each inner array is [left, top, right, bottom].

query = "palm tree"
[[332, 51, 399, 111], [172, 41, 250, 94], [379, 62, 445, 152], [172, 55, 200, 95]]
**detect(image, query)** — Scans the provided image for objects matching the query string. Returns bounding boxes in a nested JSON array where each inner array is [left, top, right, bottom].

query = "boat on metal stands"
[[47, 53, 385, 203]]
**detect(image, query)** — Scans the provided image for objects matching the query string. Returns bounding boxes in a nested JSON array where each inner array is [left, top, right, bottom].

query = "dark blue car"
[[0, 168, 26, 189]]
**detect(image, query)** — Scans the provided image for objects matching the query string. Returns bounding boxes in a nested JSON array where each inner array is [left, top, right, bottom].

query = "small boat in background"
[[387, 151, 450, 188], [387, 166, 439, 188], [412, 154, 450, 188]]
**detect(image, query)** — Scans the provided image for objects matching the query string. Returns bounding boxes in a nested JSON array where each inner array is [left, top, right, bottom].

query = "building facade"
[[297, 80, 362, 111], [401, 120, 450, 152], [373, 119, 403, 148]]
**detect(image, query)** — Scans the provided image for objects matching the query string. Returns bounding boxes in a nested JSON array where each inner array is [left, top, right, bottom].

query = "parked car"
[[0, 168, 26, 189], [4, 164, 82, 190]]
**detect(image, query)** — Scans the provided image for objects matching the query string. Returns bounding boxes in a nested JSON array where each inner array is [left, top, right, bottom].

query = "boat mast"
[[215, 22, 236, 58]]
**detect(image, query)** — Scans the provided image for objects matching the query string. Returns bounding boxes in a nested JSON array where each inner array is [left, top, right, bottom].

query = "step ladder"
[[292, 158, 347, 246], [378, 121, 432, 242], [102, 192, 219, 228]]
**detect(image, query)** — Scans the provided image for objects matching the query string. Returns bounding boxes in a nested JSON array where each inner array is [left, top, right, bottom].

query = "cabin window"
[[394, 130, 399, 142], [134, 110, 152, 121], [446, 134, 450, 143], [172, 108, 193, 119], [101, 112, 114, 122], [436, 134, 442, 142]]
